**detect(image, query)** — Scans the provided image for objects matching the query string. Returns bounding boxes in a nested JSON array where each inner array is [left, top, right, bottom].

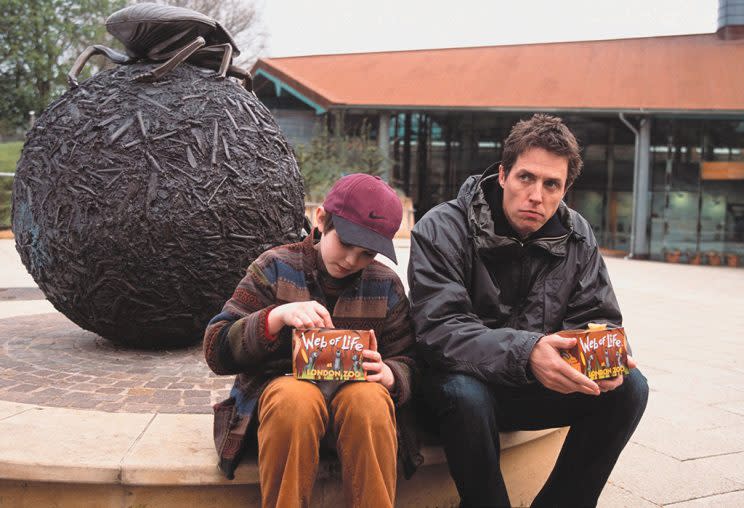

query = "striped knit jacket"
[[204, 230, 420, 479]]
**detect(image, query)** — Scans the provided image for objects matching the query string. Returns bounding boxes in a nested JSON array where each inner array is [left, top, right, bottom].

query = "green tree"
[[0, 0, 126, 133], [295, 123, 386, 202]]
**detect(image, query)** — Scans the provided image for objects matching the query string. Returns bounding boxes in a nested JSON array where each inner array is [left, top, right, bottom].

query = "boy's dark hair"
[[321, 211, 334, 232], [501, 114, 583, 188]]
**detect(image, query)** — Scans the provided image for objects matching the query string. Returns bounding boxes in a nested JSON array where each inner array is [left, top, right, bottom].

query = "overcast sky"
[[261, 0, 719, 57]]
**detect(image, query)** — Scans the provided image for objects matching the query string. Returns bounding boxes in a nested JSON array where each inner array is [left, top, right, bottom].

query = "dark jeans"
[[422, 369, 648, 508]]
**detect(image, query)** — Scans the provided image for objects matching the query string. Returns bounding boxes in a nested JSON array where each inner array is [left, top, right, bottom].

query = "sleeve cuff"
[[521, 334, 543, 384], [384, 359, 411, 407], [263, 307, 278, 342], [256, 305, 280, 350]]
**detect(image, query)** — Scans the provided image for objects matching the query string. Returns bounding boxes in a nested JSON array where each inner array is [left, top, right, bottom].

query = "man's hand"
[[596, 354, 637, 392], [267, 301, 333, 335], [362, 330, 395, 391], [529, 334, 600, 396]]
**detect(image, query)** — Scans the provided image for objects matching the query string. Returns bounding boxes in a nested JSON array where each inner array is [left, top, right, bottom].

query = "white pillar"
[[631, 118, 652, 258], [378, 113, 391, 181]]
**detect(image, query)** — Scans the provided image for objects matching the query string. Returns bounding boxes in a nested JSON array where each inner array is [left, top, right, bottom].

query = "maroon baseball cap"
[[323, 173, 402, 263]]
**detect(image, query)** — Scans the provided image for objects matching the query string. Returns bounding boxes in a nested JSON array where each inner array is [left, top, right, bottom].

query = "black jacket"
[[408, 164, 622, 387]]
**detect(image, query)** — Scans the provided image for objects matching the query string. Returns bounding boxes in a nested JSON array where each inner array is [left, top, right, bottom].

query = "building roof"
[[253, 34, 744, 114]]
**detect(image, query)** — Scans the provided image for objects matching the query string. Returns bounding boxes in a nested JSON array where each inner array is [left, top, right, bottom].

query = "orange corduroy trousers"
[[257, 376, 397, 508]]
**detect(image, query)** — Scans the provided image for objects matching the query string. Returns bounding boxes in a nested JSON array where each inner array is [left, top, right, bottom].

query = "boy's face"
[[317, 208, 377, 278]]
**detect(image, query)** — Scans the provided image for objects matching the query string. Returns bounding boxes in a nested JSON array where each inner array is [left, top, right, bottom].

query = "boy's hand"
[[362, 330, 395, 391], [268, 301, 333, 335]]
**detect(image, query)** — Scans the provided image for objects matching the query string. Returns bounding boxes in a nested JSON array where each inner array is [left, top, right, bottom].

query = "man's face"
[[498, 147, 568, 239]]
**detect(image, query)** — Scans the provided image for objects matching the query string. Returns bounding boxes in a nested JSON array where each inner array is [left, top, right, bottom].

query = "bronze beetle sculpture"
[[14, 3, 305, 349], [68, 3, 252, 90]]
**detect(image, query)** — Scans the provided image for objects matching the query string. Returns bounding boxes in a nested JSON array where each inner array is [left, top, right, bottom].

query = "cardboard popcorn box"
[[556, 324, 630, 381], [292, 328, 371, 381]]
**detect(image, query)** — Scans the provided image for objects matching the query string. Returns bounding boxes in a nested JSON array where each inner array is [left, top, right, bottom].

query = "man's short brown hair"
[[501, 114, 583, 188]]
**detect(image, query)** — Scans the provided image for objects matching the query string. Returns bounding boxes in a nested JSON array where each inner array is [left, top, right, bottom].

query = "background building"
[[252, 4, 744, 265]]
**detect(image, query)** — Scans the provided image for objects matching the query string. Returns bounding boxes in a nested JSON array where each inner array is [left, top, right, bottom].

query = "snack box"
[[556, 324, 630, 380], [292, 328, 370, 381]]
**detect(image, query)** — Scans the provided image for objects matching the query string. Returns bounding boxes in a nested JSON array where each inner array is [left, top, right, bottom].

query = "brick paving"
[[0, 313, 232, 413]]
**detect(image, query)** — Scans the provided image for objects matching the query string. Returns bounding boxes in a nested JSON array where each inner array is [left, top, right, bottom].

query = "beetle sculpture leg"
[[226, 65, 254, 92], [188, 44, 234, 79], [212, 43, 234, 78], [68, 45, 132, 88], [133, 36, 206, 83]]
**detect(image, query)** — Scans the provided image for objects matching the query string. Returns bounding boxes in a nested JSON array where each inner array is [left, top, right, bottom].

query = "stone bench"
[[0, 401, 567, 507]]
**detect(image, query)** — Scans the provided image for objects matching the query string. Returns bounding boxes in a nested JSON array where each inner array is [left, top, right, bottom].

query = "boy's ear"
[[315, 206, 327, 233]]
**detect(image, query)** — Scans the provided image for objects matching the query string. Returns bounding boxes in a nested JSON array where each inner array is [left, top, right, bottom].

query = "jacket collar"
[[466, 163, 574, 257]]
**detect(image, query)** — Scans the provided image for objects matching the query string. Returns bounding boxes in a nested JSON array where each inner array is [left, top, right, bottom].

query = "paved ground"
[[0, 313, 229, 413], [1, 238, 743, 506]]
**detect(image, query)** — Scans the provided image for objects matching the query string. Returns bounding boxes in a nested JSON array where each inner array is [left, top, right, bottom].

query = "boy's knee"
[[334, 382, 395, 430], [259, 377, 327, 426]]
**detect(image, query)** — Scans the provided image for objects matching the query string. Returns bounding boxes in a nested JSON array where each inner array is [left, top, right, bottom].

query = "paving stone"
[[0, 312, 234, 413], [0, 401, 38, 420], [598, 481, 660, 508], [632, 417, 744, 461], [714, 400, 744, 417], [95, 387, 126, 395], [643, 391, 744, 431], [609, 443, 744, 505], [184, 390, 210, 398], [665, 489, 744, 507], [69, 383, 99, 392], [120, 413, 222, 485], [692, 452, 744, 485], [11, 384, 39, 393], [0, 406, 152, 483]]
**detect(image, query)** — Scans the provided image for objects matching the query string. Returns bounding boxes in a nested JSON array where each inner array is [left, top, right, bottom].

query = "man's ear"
[[315, 206, 326, 233], [498, 165, 506, 188]]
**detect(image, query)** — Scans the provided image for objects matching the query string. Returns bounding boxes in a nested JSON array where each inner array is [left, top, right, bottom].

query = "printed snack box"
[[292, 328, 370, 381], [556, 324, 630, 381]]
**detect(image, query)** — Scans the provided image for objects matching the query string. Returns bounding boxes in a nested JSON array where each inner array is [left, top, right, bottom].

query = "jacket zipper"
[[505, 233, 569, 328]]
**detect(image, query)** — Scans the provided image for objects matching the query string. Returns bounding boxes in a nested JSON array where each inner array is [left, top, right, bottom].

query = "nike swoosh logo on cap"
[[368, 211, 385, 220]]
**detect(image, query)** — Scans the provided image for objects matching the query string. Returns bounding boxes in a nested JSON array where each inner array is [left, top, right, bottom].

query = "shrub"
[[295, 123, 386, 202]]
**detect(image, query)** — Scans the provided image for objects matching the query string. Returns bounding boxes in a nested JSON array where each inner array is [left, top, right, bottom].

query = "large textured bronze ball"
[[12, 63, 304, 348]]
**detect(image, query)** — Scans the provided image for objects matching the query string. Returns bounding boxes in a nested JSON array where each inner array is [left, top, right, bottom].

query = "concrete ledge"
[[0, 401, 568, 506]]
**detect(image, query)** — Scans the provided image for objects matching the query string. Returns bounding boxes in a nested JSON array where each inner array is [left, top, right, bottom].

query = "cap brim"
[[332, 215, 397, 264]]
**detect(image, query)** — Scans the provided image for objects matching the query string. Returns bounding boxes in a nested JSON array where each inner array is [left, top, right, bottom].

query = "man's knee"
[[615, 368, 649, 418], [427, 373, 496, 422]]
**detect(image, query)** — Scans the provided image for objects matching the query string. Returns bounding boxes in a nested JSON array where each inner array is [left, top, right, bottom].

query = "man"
[[408, 114, 648, 508]]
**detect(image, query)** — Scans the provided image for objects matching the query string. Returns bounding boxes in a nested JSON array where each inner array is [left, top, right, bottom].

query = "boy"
[[204, 173, 417, 508]]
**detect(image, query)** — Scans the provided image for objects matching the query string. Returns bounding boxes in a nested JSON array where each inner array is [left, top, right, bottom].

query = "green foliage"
[[0, 141, 23, 173], [0, 141, 22, 229], [0, 178, 11, 230], [0, 0, 127, 133], [295, 124, 386, 202]]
